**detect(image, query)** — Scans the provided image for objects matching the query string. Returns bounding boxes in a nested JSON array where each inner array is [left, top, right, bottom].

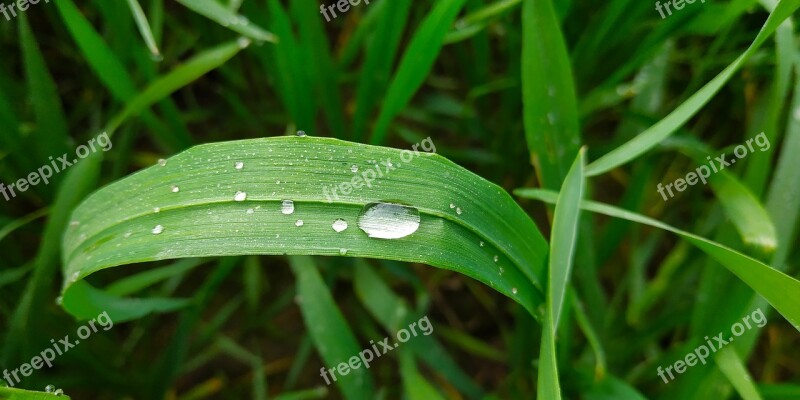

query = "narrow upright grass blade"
[[19, 14, 70, 162], [289, 256, 376, 400], [585, 0, 800, 176], [125, 0, 161, 59], [715, 347, 764, 400], [521, 0, 581, 189], [537, 149, 586, 400], [352, 0, 412, 141], [370, 0, 468, 144]]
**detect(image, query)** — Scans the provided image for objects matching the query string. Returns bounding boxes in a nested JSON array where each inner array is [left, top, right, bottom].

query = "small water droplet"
[[54, 389, 64, 396], [295, 220, 304, 227], [235, 161, 244, 170], [71, 272, 79, 282], [281, 200, 295, 214], [296, 130, 307, 137], [479, 241, 485, 247], [332, 219, 348, 232], [449, 203, 455, 209], [351, 165, 359, 173], [70, 220, 80, 227], [511, 287, 518, 295], [794, 107, 800, 121], [547, 112, 556, 125], [339, 248, 348, 255], [276, 180, 281, 184], [237, 36, 251, 49], [45, 385, 55, 393], [153, 207, 160, 213], [246, 208, 254, 214], [456, 207, 462, 215], [499, 267, 504, 275], [124, 232, 132, 238], [152, 225, 164, 235], [234, 191, 247, 202], [357, 202, 420, 239], [171, 185, 180, 193], [158, 158, 167, 167], [55, 296, 63, 305], [493, 255, 499, 263]]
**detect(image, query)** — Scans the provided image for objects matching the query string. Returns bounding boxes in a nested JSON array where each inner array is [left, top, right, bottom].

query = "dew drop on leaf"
[[281, 200, 295, 214], [152, 225, 164, 235], [332, 219, 348, 232], [357, 202, 420, 239], [235, 161, 244, 170], [295, 220, 304, 227], [234, 191, 247, 202]]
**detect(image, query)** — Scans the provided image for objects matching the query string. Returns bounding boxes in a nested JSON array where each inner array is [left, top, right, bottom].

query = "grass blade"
[[289, 256, 376, 400], [370, 0, 468, 144], [106, 39, 250, 135], [515, 188, 800, 331], [521, 0, 581, 189], [537, 148, 586, 400], [125, 0, 161, 59], [175, 0, 277, 43], [585, 0, 800, 176]]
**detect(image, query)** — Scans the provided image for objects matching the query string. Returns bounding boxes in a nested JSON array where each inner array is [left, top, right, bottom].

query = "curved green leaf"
[[0, 387, 72, 400], [61, 136, 548, 318]]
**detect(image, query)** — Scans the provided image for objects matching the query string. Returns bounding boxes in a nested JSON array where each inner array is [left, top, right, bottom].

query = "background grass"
[[0, 0, 799, 398]]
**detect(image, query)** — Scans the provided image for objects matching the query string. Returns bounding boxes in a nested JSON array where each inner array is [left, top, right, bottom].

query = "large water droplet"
[[152, 225, 164, 235], [332, 219, 348, 232], [281, 200, 295, 214], [357, 202, 420, 239], [234, 191, 247, 202]]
